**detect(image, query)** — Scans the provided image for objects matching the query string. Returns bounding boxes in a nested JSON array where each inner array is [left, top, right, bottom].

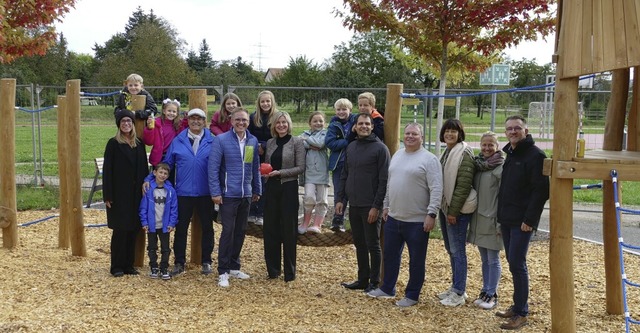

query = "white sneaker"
[[218, 273, 229, 288], [437, 288, 454, 300], [230, 270, 250, 279], [478, 294, 498, 310], [440, 292, 466, 307], [297, 226, 307, 234], [254, 217, 263, 226], [473, 292, 487, 305], [307, 226, 321, 234], [247, 215, 256, 223]]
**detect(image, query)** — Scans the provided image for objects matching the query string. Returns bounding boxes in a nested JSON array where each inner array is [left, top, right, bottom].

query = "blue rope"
[[401, 74, 596, 99], [85, 223, 107, 228], [80, 91, 120, 97], [573, 183, 602, 190], [611, 169, 640, 333], [18, 214, 59, 227], [16, 106, 57, 113]]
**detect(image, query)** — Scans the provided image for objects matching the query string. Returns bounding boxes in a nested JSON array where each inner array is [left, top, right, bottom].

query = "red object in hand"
[[260, 163, 273, 175]]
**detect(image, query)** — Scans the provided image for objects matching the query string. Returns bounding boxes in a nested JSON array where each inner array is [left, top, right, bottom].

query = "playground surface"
[[0, 209, 638, 332]]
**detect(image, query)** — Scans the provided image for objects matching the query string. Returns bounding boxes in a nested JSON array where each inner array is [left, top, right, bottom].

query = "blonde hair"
[[219, 93, 243, 123], [358, 92, 376, 107], [126, 73, 143, 84], [334, 98, 353, 110], [115, 124, 139, 148], [270, 111, 293, 137], [253, 90, 277, 128], [161, 99, 182, 131], [480, 131, 499, 145]]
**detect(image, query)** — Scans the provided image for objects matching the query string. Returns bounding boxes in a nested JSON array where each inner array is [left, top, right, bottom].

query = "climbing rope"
[[611, 169, 640, 333]]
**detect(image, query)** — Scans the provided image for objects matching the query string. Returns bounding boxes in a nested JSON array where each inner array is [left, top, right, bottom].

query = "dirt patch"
[[1, 209, 638, 332]]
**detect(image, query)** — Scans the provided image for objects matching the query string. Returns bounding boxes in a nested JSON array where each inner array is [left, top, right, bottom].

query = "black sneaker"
[[331, 217, 345, 232], [150, 268, 160, 279], [160, 268, 171, 280], [170, 263, 185, 277]]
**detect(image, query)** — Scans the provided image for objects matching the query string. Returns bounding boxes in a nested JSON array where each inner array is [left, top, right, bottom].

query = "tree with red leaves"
[[336, 0, 555, 154], [0, 0, 76, 63]]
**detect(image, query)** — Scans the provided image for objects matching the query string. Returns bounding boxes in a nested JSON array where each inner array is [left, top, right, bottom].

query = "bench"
[[85, 157, 104, 208], [85, 154, 152, 208]]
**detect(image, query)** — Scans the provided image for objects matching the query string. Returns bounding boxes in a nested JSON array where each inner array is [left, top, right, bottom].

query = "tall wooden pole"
[[188, 89, 208, 265], [57, 96, 70, 249], [602, 68, 628, 314], [550, 76, 578, 333], [65, 80, 86, 256], [0, 78, 18, 248], [130, 95, 147, 266], [628, 67, 639, 151], [384, 84, 403, 156]]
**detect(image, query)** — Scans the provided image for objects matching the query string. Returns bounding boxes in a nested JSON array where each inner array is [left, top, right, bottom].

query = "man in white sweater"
[[366, 122, 443, 307]]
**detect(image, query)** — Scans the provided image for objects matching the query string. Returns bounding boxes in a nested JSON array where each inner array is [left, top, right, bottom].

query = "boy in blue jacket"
[[140, 163, 178, 280]]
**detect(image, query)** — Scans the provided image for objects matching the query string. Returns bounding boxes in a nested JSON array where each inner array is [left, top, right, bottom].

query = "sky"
[[54, 0, 556, 71]]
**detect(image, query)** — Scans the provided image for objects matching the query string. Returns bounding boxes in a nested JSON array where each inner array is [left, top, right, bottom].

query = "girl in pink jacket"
[[143, 99, 185, 167], [209, 93, 243, 135]]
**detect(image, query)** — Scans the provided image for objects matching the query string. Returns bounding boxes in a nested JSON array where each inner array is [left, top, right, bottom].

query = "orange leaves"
[[0, 0, 76, 63]]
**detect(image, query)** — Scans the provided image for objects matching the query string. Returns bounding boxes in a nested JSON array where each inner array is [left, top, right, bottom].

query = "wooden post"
[[384, 83, 403, 156], [65, 80, 86, 256], [0, 78, 18, 248], [550, 76, 578, 333], [131, 95, 146, 139], [188, 89, 208, 265], [602, 68, 628, 314], [130, 95, 147, 266], [57, 96, 70, 249]]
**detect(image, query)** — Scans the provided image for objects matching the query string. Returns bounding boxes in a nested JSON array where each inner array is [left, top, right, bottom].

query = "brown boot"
[[495, 307, 515, 318], [499, 315, 528, 330]]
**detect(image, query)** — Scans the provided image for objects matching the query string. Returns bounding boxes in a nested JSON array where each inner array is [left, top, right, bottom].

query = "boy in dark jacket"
[[114, 73, 158, 120]]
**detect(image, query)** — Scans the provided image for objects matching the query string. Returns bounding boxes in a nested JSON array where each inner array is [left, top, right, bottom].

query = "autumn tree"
[[272, 56, 322, 113], [337, 0, 555, 154], [0, 0, 76, 63]]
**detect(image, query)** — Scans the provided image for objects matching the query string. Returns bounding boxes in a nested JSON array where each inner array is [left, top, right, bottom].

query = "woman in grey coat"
[[468, 131, 504, 309]]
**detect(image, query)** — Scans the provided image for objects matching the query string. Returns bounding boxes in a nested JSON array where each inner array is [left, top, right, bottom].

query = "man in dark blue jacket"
[[209, 108, 261, 288], [495, 115, 549, 330]]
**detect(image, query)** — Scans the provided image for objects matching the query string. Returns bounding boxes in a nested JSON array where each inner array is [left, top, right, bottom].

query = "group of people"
[[103, 73, 385, 287], [353, 115, 548, 331], [103, 73, 548, 330]]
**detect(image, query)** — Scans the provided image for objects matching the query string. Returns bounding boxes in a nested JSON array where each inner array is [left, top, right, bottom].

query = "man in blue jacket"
[[209, 107, 261, 288], [149, 108, 216, 277]]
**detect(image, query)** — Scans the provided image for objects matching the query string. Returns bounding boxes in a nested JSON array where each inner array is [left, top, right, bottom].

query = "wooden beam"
[[188, 89, 208, 265], [384, 83, 403, 156], [553, 160, 640, 180], [550, 76, 578, 333], [56, 96, 70, 249], [0, 78, 18, 249]]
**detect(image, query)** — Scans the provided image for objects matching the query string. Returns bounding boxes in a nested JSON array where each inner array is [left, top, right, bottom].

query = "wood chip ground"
[[1, 209, 639, 332]]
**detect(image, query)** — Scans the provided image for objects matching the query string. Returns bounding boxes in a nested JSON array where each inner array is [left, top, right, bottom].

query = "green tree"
[[508, 58, 555, 108], [272, 56, 322, 113], [187, 39, 215, 72], [94, 10, 197, 86], [337, 0, 555, 154]]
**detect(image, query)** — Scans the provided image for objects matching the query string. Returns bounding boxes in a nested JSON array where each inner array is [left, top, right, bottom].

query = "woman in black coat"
[[103, 110, 149, 277]]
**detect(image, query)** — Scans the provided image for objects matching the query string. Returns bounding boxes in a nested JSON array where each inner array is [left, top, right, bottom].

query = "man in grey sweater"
[[366, 122, 443, 307]]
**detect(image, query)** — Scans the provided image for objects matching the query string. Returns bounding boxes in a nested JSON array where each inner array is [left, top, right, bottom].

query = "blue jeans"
[[217, 197, 250, 275], [501, 223, 532, 317], [380, 216, 429, 301], [478, 246, 501, 296], [440, 212, 470, 294], [331, 162, 344, 221]]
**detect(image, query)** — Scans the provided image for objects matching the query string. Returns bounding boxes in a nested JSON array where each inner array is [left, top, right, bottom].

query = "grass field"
[[12, 103, 638, 209]]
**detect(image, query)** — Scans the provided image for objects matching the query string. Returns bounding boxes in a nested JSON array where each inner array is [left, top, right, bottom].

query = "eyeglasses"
[[233, 118, 249, 123], [120, 119, 133, 124], [505, 126, 524, 132]]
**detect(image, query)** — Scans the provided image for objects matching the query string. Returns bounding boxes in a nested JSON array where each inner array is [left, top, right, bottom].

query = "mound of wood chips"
[[0, 209, 638, 332]]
